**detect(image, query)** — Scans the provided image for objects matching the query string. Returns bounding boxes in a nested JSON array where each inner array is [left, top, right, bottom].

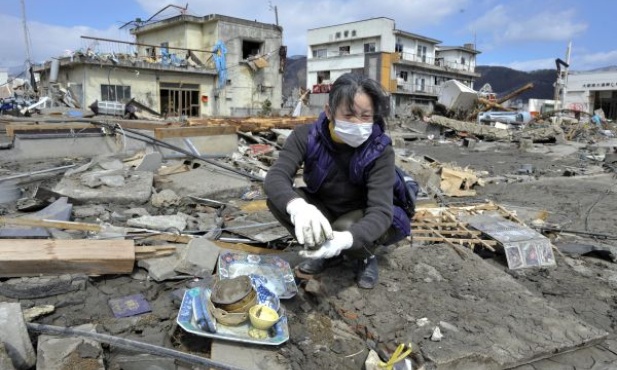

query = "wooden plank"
[[0, 239, 135, 277], [138, 234, 194, 244], [443, 210, 496, 252], [239, 200, 269, 213], [113, 120, 181, 130], [4, 119, 182, 136], [153, 125, 237, 140], [186, 116, 316, 132], [6, 123, 94, 137], [414, 236, 498, 246], [412, 229, 482, 236], [0, 217, 102, 232], [213, 241, 280, 254]]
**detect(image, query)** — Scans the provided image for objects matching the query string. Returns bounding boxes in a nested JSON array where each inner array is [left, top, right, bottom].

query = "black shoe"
[[356, 256, 379, 289], [297, 256, 343, 275]]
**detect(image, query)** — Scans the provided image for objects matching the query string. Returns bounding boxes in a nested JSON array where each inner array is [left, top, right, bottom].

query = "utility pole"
[[269, 2, 279, 26], [20, 0, 31, 67], [20, 0, 35, 90], [561, 41, 572, 111]]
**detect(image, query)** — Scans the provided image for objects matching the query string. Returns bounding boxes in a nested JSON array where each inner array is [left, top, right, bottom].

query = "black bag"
[[393, 166, 419, 218]]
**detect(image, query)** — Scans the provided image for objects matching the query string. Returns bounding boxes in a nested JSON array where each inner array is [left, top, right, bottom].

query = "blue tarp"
[[212, 41, 228, 89]]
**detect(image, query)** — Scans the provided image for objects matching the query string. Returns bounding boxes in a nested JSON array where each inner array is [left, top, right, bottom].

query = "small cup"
[[249, 304, 279, 330]]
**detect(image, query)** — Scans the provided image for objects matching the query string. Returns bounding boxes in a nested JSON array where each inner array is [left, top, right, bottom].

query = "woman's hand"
[[286, 198, 333, 247], [299, 231, 353, 259]]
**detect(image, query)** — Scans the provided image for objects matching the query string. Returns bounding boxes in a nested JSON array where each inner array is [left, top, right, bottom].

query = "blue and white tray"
[[176, 286, 289, 346], [218, 252, 298, 299]]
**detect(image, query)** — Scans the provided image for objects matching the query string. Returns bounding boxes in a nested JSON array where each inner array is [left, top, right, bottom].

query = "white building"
[[564, 70, 617, 120], [0, 68, 7, 86], [306, 17, 480, 116]]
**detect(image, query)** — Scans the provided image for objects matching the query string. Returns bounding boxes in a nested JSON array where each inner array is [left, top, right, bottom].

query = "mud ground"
[[1, 122, 617, 369]]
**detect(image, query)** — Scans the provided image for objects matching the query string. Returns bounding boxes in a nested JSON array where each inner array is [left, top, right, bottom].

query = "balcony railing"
[[395, 81, 439, 95], [398, 52, 435, 65], [396, 52, 475, 72], [312, 49, 379, 59], [435, 59, 474, 72]]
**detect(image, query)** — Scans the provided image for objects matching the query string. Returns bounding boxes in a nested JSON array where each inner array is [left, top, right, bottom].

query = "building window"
[[344, 30, 349, 38], [395, 43, 403, 53], [101, 84, 131, 102], [145, 47, 156, 58], [160, 42, 169, 49], [317, 71, 331, 84], [242, 40, 262, 59], [339, 46, 350, 56], [399, 71, 408, 82], [313, 48, 327, 58], [461, 56, 466, 65], [417, 45, 427, 62], [351, 30, 357, 37], [415, 78, 425, 92], [364, 43, 376, 53], [335, 32, 341, 39]]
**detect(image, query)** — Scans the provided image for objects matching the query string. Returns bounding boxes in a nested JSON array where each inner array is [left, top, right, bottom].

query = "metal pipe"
[[107, 124, 264, 182], [26, 322, 245, 370], [0, 164, 77, 183], [80, 35, 215, 54], [540, 227, 617, 240]]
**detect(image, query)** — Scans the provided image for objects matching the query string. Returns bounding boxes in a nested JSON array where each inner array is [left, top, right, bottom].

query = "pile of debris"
[[428, 79, 616, 148], [1, 109, 616, 369]]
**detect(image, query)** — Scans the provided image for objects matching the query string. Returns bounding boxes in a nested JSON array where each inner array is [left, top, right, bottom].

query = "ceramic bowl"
[[211, 275, 252, 305], [249, 304, 279, 330], [218, 288, 256, 313], [225, 290, 257, 314]]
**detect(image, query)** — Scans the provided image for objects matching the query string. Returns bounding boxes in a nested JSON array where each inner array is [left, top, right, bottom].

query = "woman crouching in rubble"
[[265, 72, 407, 289]]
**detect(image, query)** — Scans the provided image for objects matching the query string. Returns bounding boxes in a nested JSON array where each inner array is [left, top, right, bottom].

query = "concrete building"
[[564, 70, 617, 121], [306, 17, 480, 116], [35, 14, 284, 117]]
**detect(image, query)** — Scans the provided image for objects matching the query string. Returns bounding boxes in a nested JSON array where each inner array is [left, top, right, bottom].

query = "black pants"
[[267, 188, 394, 259]]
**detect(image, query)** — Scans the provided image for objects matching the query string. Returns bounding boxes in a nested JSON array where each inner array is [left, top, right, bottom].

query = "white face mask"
[[334, 120, 374, 147]]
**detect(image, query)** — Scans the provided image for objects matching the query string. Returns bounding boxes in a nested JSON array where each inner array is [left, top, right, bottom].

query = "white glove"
[[286, 198, 333, 247], [299, 231, 353, 259]]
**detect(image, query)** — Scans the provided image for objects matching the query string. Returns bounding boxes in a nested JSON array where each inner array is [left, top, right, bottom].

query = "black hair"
[[328, 72, 390, 120]]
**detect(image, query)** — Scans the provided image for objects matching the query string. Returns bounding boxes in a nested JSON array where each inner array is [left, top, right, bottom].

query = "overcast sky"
[[1, 0, 614, 73]]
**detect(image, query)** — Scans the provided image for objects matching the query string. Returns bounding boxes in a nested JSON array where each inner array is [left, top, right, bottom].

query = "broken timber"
[[2, 118, 182, 137], [412, 202, 529, 252], [0, 239, 135, 277], [430, 115, 564, 142], [187, 116, 316, 132]]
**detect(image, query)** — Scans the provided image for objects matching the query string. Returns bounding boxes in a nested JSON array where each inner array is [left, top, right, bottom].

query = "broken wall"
[[216, 20, 283, 117], [42, 65, 217, 117]]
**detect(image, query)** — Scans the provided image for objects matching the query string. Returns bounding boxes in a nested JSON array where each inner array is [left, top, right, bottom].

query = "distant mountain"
[[587, 65, 617, 72], [474, 66, 557, 100], [1, 64, 31, 79]]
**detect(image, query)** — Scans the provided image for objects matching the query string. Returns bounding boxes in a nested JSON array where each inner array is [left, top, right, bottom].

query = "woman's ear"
[[324, 104, 332, 121]]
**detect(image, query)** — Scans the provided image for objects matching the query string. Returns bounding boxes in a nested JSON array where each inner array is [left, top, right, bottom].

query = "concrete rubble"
[[1, 105, 617, 370]]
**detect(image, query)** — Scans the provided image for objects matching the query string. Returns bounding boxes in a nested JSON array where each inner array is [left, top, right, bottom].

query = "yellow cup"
[[248, 305, 279, 330]]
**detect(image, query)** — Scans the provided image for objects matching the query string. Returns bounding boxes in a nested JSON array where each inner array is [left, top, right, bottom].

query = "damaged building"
[[306, 17, 480, 117], [34, 14, 284, 118], [565, 69, 617, 121]]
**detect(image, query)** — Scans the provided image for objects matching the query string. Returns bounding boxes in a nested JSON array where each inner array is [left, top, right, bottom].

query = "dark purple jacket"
[[265, 113, 397, 250], [304, 113, 411, 245]]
